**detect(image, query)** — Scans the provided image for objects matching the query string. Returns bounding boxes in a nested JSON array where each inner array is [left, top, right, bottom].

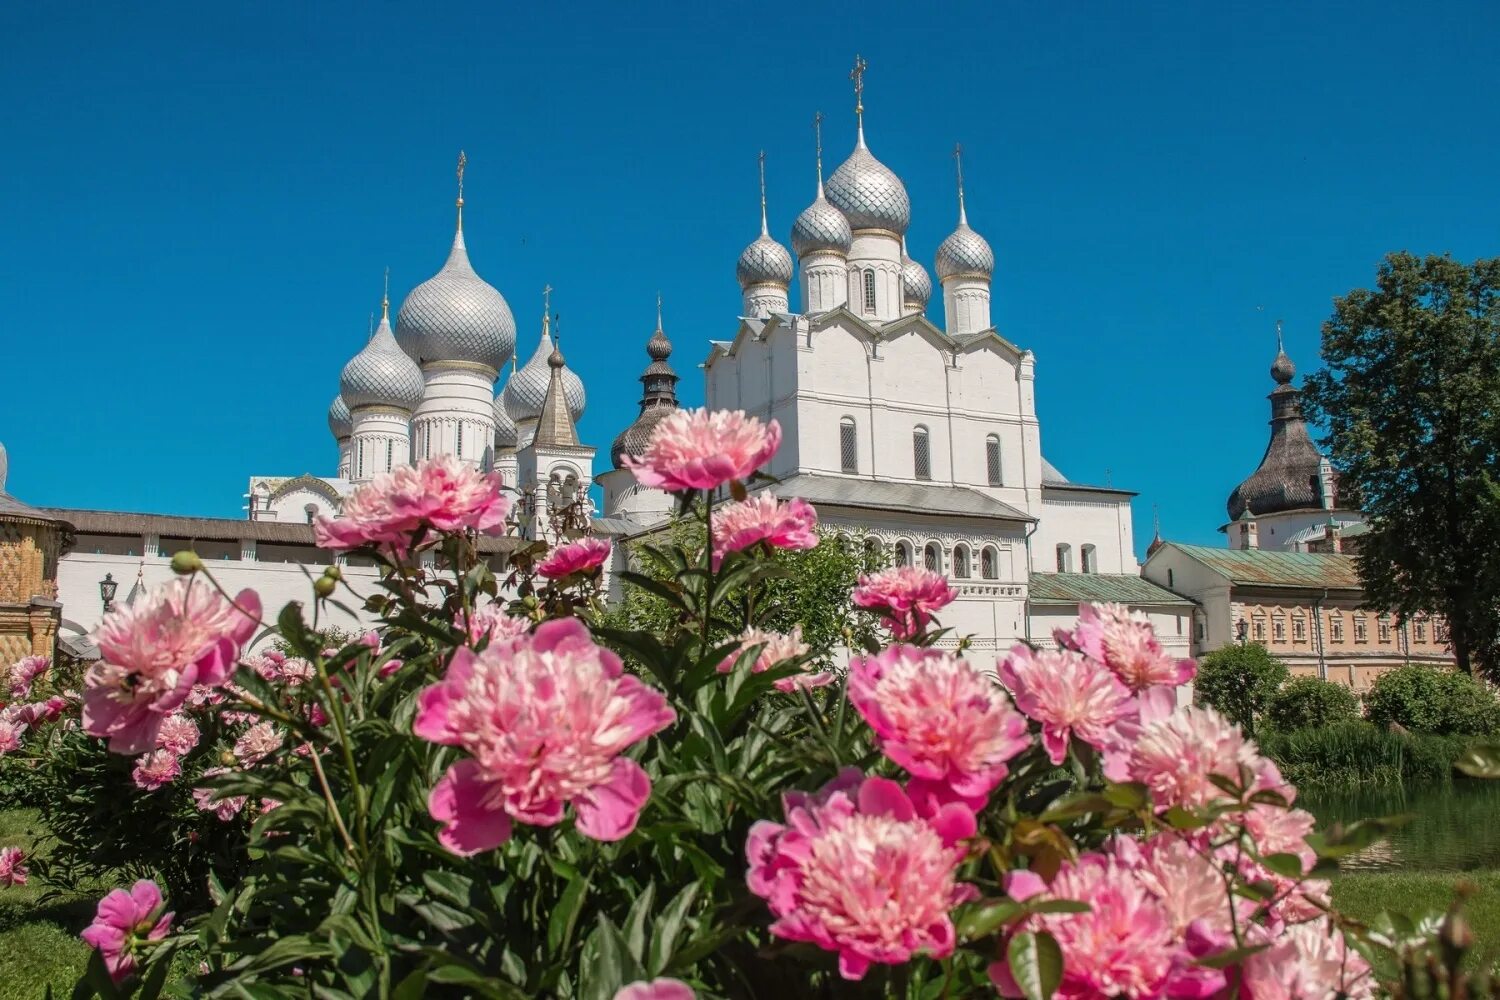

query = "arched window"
[[863, 269, 877, 314], [924, 542, 941, 573], [1080, 544, 1097, 574], [953, 545, 970, 579], [1055, 543, 1072, 573], [385, 439, 393, 472], [457, 421, 464, 459], [913, 426, 932, 480], [356, 442, 364, 479], [986, 434, 1003, 486], [863, 537, 882, 566], [840, 417, 858, 474], [895, 541, 913, 567], [304, 503, 318, 525], [981, 546, 998, 579]]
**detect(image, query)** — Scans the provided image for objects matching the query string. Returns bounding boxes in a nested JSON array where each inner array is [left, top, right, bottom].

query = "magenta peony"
[[851, 566, 958, 640], [613, 981, 696, 1000], [0, 720, 22, 755], [998, 644, 1135, 764], [1056, 602, 1195, 691], [314, 454, 511, 553], [81, 879, 173, 983], [849, 645, 1029, 809], [745, 772, 977, 980], [83, 578, 261, 755], [537, 536, 612, 579], [414, 618, 676, 854], [132, 749, 182, 791], [8, 654, 49, 699], [155, 714, 200, 756], [716, 626, 831, 693], [710, 494, 819, 568], [623, 408, 781, 492], [0, 846, 27, 887]]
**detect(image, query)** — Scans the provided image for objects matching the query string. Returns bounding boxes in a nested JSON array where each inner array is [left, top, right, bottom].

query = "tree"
[[1266, 676, 1360, 732], [1301, 253, 1500, 678], [1193, 643, 1289, 734]]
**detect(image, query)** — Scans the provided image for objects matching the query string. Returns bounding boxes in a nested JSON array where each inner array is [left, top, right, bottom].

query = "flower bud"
[[170, 551, 204, 575], [219, 750, 236, 766], [313, 576, 336, 599], [322, 565, 342, 582]]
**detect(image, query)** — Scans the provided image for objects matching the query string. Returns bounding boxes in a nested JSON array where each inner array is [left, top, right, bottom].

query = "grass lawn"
[[1331, 869, 1500, 960], [0, 808, 97, 1000]]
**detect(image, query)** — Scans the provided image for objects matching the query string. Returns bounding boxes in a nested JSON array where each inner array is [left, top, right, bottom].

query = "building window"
[[1436, 618, 1450, 643], [1055, 543, 1072, 573], [385, 439, 393, 471], [895, 541, 913, 567], [863, 537, 882, 566], [986, 435, 1003, 486], [1293, 615, 1307, 642], [1176, 615, 1184, 636], [1330, 614, 1345, 643], [1167, 568, 1174, 589], [953, 546, 970, 579], [981, 546, 998, 579], [863, 269, 877, 314], [1080, 544, 1097, 574], [1273, 615, 1286, 643], [913, 427, 932, 480], [457, 421, 464, 458], [1414, 618, 1427, 643], [1354, 615, 1368, 643], [924, 543, 940, 573], [840, 417, 858, 474], [1252, 615, 1267, 643], [1378, 615, 1392, 643]]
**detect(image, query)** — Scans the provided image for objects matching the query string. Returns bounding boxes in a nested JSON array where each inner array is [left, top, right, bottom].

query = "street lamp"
[[99, 573, 119, 614], [1236, 618, 1249, 645]]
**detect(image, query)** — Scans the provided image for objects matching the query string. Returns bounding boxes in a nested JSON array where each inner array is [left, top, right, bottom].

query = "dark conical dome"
[[1226, 334, 1329, 520], [612, 311, 680, 469]]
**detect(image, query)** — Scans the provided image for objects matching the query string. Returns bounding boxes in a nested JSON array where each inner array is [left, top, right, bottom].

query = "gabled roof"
[[766, 473, 1033, 522], [952, 327, 1026, 361], [1029, 572, 1194, 607], [1, 491, 70, 527], [1151, 542, 1361, 590]]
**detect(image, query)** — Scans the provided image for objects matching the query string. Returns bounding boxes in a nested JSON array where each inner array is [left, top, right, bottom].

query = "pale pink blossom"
[[998, 644, 1135, 764], [132, 750, 182, 790], [280, 658, 316, 685], [0, 846, 27, 886], [849, 645, 1029, 808], [613, 981, 695, 1000], [155, 714, 200, 756], [1119, 834, 1241, 936], [192, 768, 248, 821], [0, 721, 24, 754], [1239, 919, 1373, 999], [745, 772, 977, 980], [457, 603, 531, 647], [314, 454, 511, 553], [233, 721, 283, 767], [710, 494, 819, 568], [414, 618, 676, 854], [623, 407, 781, 492], [28, 695, 68, 724], [83, 578, 260, 755], [81, 879, 173, 983], [716, 626, 832, 692], [1057, 602, 1195, 691], [8, 654, 49, 699], [1127, 705, 1275, 810], [247, 649, 286, 681], [851, 566, 958, 640], [1242, 803, 1318, 873], [537, 537, 612, 578]]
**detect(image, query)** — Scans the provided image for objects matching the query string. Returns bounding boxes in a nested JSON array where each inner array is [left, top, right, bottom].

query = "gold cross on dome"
[[543, 283, 552, 316], [456, 150, 467, 204], [850, 54, 867, 115]]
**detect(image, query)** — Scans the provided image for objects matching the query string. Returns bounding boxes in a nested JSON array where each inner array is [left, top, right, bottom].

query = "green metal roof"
[[1158, 542, 1361, 589], [1028, 572, 1194, 606]]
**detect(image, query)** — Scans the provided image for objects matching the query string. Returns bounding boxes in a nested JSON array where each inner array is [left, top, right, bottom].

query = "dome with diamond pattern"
[[901, 240, 932, 308], [395, 227, 515, 372], [736, 234, 794, 289], [340, 312, 425, 411], [825, 132, 910, 235], [935, 223, 994, 281], [492, 393, 517, 449], [503, 320, 585, 423], [791, 191, 852, 258], [327, 395, 352, 440]]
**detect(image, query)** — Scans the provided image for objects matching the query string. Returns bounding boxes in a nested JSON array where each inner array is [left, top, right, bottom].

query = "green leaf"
[[236, 934, 337, 974], [547, 872, 592, 953], [956, 899, 1025, 941], [1038, 793, 1116, 823], [1161, 806, 1211, 830], [1456, 739, 1500, 779], [1102, 782, 1150, 810], [1024, 899, 1092, 916], [622, 881, 657, 962], [581, 915, 646, 1000], [1006, 930, 1063, 1000], [1259, 852, 1306, 879], [647, 881, 701, 975], [1307, 814, 1412, 859], [1195, 942, 1271, 969]]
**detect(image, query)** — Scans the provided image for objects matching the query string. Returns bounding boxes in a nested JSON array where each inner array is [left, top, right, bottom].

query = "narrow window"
[[1081, 544, 1097, 574], [840, 417, 858, 474], [924, 543, 940, 573], [1167, 568, 1175, 589], [1436, 618, 1450, 643], [895, 541, 913, 567], [1294, 616, 1307, 642], [1414, 618, 1427, 642], [863, 270, 877, 314], [356, 442, 363, 479], [1330, 615, 1345, 643], [981, 546, 998, 579], [913, 427, 932, 480], [986, 435, 1003, 486], [953, 546, 970, 579], [1378, 615, 1392, 643], [386, 439, 393, 471], [1273, 616, 1286, 642], [1252, 616, 1266, 642], [1354, 615, 1368, 643], [457, 421, 464, 458], [1055, 543, 1072, 573], [863, 537, 881, 566]]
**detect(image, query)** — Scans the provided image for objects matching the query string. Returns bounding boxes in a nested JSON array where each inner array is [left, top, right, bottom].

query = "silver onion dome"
[[502, 318, 585, 423], [825, 136, 910, 235], [935, 223, 995, 281], [791, 193, 852, 258], [492, 393, 517, 449], [395, 228, 516, 373], [340, 311, 425, 411], [327, 395, 352, 440], [736, 234, 794, 289], [900, 247, 932, 309]]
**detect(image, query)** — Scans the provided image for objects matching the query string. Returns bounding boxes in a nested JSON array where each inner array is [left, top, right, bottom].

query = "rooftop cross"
[[382, 266, 390, 320], [953, 142, 968, 225], [850, 54, 868, 145], [656, 291, 663, 332], [813, 111, 825, 187], [455, 149, 467, 231], [758, 150, 769, 237]]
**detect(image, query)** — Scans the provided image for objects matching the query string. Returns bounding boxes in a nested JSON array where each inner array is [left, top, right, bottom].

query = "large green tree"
[[1301, 252, 1500, 677]]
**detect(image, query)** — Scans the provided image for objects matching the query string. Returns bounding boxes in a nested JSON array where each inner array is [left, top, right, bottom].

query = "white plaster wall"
[[942, 277, 992, 336], [411, 366, 498, 468], [800, 254, 848, 312], [260, 488, 341, 524], [348, 407, 412, 483], [1230, 509, 1366, 551], [743, 284, 789, 319], [1142, 549, 1232, 653], [1033, 491, 1136, 575], [846, 233, 902, 322]]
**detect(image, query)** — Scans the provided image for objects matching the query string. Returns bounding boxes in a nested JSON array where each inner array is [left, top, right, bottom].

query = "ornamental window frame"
[[985, 434, 1003, 486], [839, 416, 859, 474], [913, 425, 932, 481], [981, 546, 998, 580]]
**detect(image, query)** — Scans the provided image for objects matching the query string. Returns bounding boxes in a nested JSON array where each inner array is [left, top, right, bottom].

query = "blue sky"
[[2, 1, 1496, 557]]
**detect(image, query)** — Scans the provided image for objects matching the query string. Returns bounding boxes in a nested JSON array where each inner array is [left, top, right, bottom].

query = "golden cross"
[[543, 283, 552, 316], [456, 150, 467, 205], [850, 54, 867, 115], [382, 266, 390, 318], [813, 111, 824, 182]]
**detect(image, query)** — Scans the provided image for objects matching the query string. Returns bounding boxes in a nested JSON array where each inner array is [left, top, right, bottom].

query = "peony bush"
[[0, 406, 1489, 997]]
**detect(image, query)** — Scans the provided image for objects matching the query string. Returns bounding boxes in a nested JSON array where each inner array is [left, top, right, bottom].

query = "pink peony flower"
[[1120, 833, 1242, 936], [1239, 918, 1373, 999], [233, 721, 283, 767], [1057, 602, 1195, 691], [83, 578, 260, 755], [81, 879, 173, 983], [192, 768, 248, 821], [8, 654, 49, 699], [25, 695, 68, 725], [745, 772, 977, 980], [280, 658, 316, 685], [1242, 803, 1317, 874], [314, 454, 511, 553], [710, 494, 819, 568], [849, 645, 1030, 809], [247, 649, 286, 681], [851, 566, 958, 640], [537, 537, 612, 579], [997, 645, 1135, 764], [0, 720, 24, 754], [1126, 705, 1275, 810], [715, 626, 832, 693], [132, 750, 182, 790], [414, 618, 676, 854], [0, 846, 27, 886], [613, 981, 695, 1000], [155, 714, 200, 756], [623, 407, 781, 492], [457, 603, 531, 647]]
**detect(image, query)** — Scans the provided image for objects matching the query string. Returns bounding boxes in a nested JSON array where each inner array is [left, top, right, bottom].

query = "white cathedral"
[[233, 65, 1192, 658]]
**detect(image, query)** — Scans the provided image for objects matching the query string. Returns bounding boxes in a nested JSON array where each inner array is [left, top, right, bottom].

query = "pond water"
[[1302, 780, 1500, 872]]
